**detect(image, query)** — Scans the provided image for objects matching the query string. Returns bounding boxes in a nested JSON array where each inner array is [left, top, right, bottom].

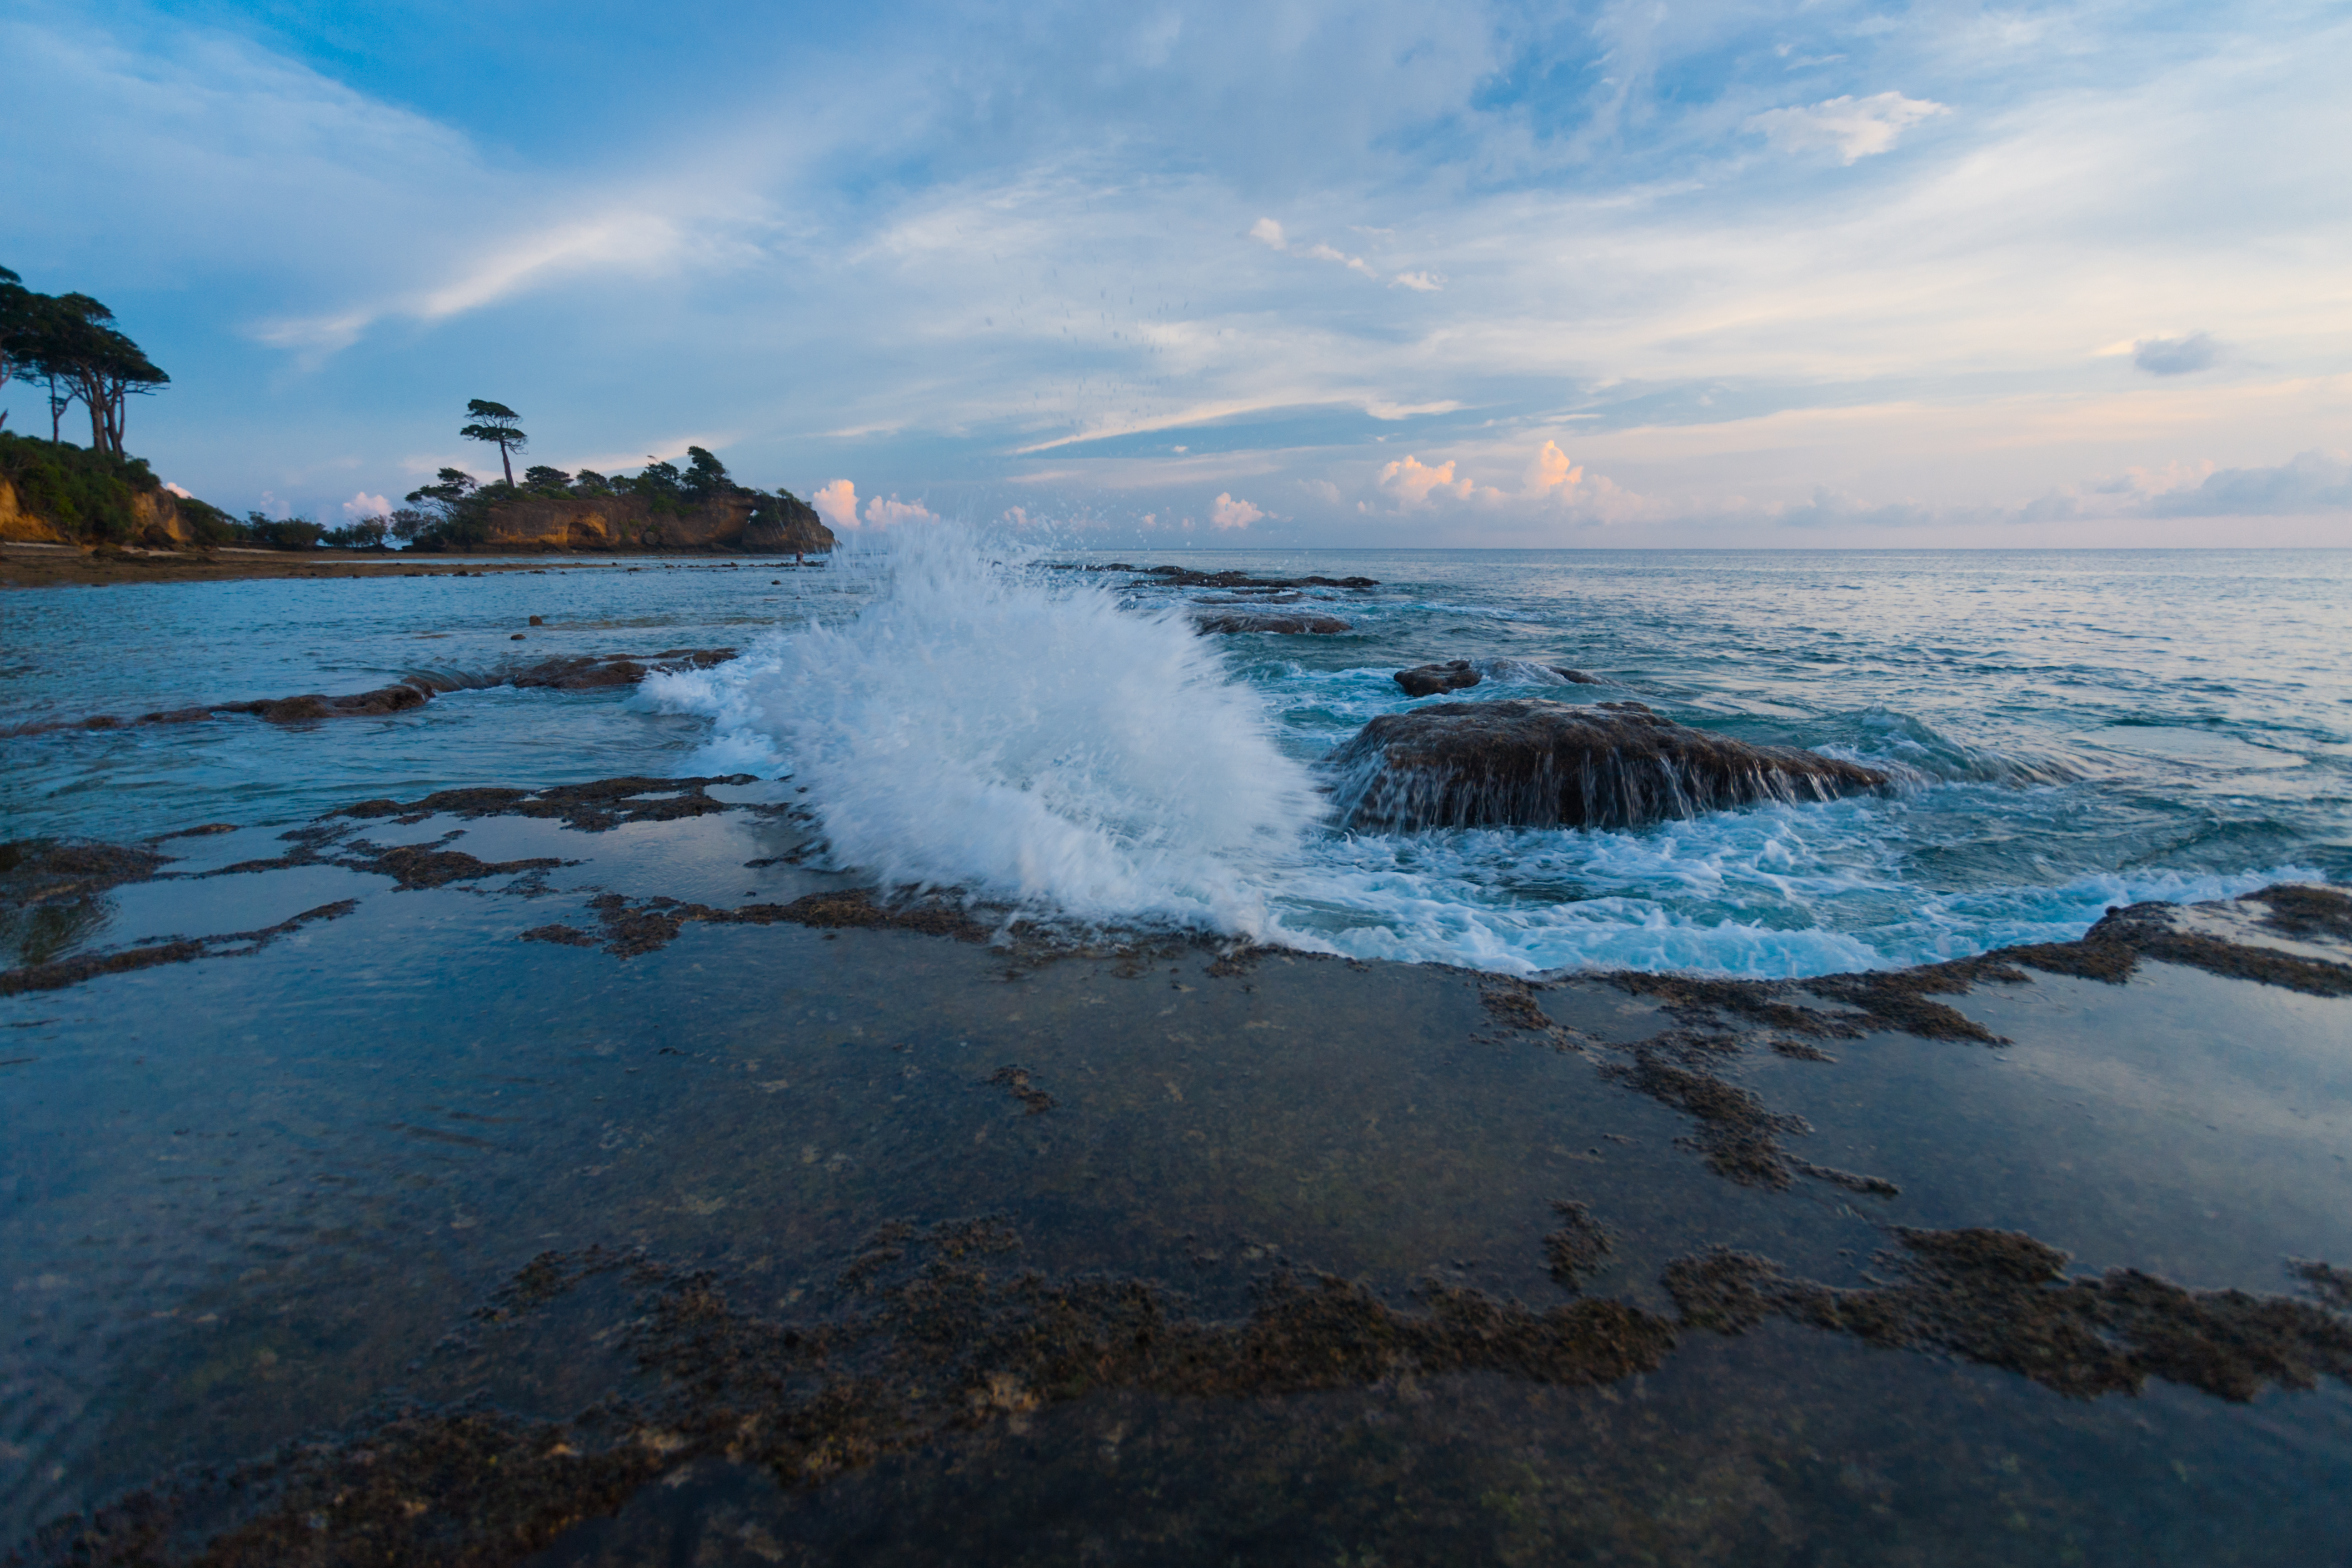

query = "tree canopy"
[[457, 398, 527, 485], [0, 264, 168, 451]]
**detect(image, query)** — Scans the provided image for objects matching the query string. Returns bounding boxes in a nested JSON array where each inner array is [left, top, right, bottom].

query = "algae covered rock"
[[1323, 698, 1889, 831]]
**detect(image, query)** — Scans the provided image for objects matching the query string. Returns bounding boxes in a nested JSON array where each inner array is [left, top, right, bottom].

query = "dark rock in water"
[[1192, 608, 1352, 635], [1324, 699, 1889, 831], [427, 648, 737, 693], [1396, 660, 1485, 697], [217, 686, 432, 724], [1395, 660, 1602, 697], [4, 650, 743, 738], [1140, 567, 1378, 590]]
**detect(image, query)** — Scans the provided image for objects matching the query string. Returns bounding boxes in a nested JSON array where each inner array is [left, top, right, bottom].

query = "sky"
[[4, 0, 2350, 547]]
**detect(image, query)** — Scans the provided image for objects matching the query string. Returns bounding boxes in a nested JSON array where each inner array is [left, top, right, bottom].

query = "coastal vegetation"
[[0, 380, 827, 556], [397, 408, 828, 553], [0, 432, 227, 546]]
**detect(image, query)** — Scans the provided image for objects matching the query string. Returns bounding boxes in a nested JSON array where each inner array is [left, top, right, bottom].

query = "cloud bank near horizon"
[[2, 0, 2348, 547]]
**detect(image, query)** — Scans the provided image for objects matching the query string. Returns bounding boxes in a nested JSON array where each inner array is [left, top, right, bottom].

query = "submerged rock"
[[1324, 698, 1889, 831], [1192, 608, 1352, 635], [7, 650, 739, 736], [217, 686, 431, 723], [1139, 567, 1379, 590], [1394, 659, 1601, 697]]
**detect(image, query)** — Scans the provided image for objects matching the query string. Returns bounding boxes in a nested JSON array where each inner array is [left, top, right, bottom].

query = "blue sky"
[[6, 0, 2349, 546]]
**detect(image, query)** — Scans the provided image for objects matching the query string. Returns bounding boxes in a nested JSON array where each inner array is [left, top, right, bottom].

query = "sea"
[[8, 537, 2348, 975], [6, 539, 2352, 1563]]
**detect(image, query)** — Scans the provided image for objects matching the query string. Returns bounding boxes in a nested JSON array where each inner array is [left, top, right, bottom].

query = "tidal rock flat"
[[5, 785, 2349, 1564], [1324, 698, 1890, 830]]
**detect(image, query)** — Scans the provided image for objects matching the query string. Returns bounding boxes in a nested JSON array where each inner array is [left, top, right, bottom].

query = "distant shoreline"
[[0, 542, 828, 589]]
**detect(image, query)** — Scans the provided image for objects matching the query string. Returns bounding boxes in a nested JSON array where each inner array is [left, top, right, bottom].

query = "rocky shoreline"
[[0, 543, 829, 590]]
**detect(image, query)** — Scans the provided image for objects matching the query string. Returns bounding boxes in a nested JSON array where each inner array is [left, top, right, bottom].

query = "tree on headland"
[[52, 295, 169, 457], [0, 266, 168, 453], [0, 266, 26, 431], [682, 445, 732, 500], [393, 467, 485, 545], [458, 399, 527, 486]]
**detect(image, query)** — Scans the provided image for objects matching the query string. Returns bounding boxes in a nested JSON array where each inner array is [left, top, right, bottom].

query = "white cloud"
[[1376, 454, 1474, 505], [863, 494, 937, 527], [1249, 216, 1374, 276], [1392, 271, 1444, 292], [1748, 92, 1949, 164], [813, 478, 860, 531], [342, 491, 391, 518], [1299, 242, 1376, 277], [1209, 492, 1265, 529], [1523, 441, 1582, 498], [163, 481, 193, 498]]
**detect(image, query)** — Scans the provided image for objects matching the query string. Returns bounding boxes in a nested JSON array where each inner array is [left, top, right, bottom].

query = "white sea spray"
[[644, 526, 1322, 932]]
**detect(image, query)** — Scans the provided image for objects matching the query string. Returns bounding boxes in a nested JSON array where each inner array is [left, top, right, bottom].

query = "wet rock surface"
[[21, 1223, 1683, 1567], [1324, 698, 1891, 831], [7, 776, 2352, 1564], [339, 774, 754, 833], [521, 888, 993, 958], [2, 650, 736, 736], [1190, 608, 1354, 635], [1669, 1229, 2352, 1403], [1124, 567, 1380, 591], [0, 898, 358, 997], [20, 1215, 2350, 1566]]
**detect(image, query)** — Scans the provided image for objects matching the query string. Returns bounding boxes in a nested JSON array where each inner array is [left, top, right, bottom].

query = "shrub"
[[0, 431, 163, 543], [324, 517, 389, 549], [177, 497, 245, 547], [244, 512, 323, 550]]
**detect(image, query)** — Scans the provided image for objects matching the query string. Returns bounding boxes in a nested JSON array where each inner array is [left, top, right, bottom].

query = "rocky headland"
[[421, 490, 835, 556]]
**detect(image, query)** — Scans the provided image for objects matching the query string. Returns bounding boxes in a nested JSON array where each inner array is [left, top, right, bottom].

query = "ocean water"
[[5, 538, 2347, 975], [7, 540, 2352, 1561]]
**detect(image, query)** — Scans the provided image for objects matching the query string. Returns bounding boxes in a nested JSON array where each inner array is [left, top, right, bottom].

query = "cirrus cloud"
[[1748, 92, 1949, 164]]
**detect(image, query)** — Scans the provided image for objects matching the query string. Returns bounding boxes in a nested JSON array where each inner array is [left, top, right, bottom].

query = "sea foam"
[[644, 526, 1321, 931]]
